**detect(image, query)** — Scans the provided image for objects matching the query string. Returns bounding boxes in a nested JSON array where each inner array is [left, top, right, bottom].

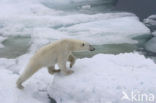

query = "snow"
[[59, 16, 150, 44], [1, 52, 156, 103], [48, 53, 156, 103], [0, 0, 150, 46], [0, 69, 44, 103], [0, 53, 53, 103], [0, 0, 154, 103], [0, 12, 150, 47]]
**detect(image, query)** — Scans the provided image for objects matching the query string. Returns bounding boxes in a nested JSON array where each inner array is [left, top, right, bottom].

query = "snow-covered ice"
[[59, 15, 150, 44], [0, 53, 53, 103], [145, 37, 156, 53], [0, 52, 156, 103], [0, 0, 154, 103], [144, 15, 156, 27], [0, 0, 150, 47], [0, 0, 150, 59], [48, 53, 156, 103], [152, 31, 156, 36], [0, 53, 156, 103], [0, 12, 150, 45], [144, 14, 156, 53]]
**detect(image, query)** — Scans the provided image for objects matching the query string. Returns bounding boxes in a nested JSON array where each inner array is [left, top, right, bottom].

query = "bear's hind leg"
[[48, 66, 60, 75], [16, 64, 41, 89]]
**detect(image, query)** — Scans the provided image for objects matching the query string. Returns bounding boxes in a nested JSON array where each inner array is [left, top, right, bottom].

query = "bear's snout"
[[89, 45, 95, 51]]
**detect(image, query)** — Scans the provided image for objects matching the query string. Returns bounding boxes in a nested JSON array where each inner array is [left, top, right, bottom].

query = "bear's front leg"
[[68, 54, 76, 68], [58, 62, 73, 75], [58, 59, 73, 75]]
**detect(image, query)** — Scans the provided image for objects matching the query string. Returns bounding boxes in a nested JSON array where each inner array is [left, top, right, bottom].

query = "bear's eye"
[[82, 43, 85, 46]]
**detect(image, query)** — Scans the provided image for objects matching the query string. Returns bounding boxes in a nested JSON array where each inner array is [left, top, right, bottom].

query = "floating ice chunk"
[[145, 37, 156, 53], [144, 14, 156, 53], [0, 13, 127, 36], [0, 36, 6, 48], [48, 53, 156, 103], [144, 14, 156, 32], [0, 44, 4, 48], [0, 0, 63, 16], [59, 15, 150, 44], [144, 14, 156, 26], [81, 5, 91, 9], [152, 31, 156, 36], [32, 28, 70, 39], [0, 0, 150, 46], [0, 36, 6, 42]]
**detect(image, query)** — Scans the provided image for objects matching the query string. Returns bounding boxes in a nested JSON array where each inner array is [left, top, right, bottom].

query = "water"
[[0, 36, 30, 58], [0, 0, 153, 59], [0, 34, 150, 58], [74, 43, 137, 58], [42, 0, 117, 13], [0, 36, 136, 58], [116, 0, 156, 20], [0, 1, 154, 103]]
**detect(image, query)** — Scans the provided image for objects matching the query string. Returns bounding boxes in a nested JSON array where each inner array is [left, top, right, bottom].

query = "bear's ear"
[[82, 43, 85, 46]]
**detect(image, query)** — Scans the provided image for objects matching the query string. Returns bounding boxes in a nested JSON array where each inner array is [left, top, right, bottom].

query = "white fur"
[[16, 39, 93, 89]]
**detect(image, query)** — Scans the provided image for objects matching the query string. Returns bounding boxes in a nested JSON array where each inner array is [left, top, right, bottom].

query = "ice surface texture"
[[0, 0, 150, 49], [1, 53, 156, 103], [0, 54, 53, 103], [144, 14, 156, 53], [145, 37, 156, 53], [0, 0, 154, 103], [48, 53, 156, 103], [144, 15, 156, 27]]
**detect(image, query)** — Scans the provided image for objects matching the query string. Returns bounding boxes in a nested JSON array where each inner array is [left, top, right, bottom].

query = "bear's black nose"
[[89, 45, 95, 51], [90, 47, 95, 51]]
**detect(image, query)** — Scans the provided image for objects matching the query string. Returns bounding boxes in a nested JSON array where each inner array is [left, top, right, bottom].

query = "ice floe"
[[48, 53, 156, 103]]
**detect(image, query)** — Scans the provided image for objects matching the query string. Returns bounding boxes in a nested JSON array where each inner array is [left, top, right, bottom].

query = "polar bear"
[[16, 39, 95, 89]]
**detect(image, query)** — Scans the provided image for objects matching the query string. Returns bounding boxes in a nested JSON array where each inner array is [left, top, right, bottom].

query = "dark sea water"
[[116, 0, 156, 20]]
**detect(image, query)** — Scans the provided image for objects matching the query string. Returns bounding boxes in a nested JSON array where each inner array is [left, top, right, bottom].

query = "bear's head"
[[68, 39, 95, 52]]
